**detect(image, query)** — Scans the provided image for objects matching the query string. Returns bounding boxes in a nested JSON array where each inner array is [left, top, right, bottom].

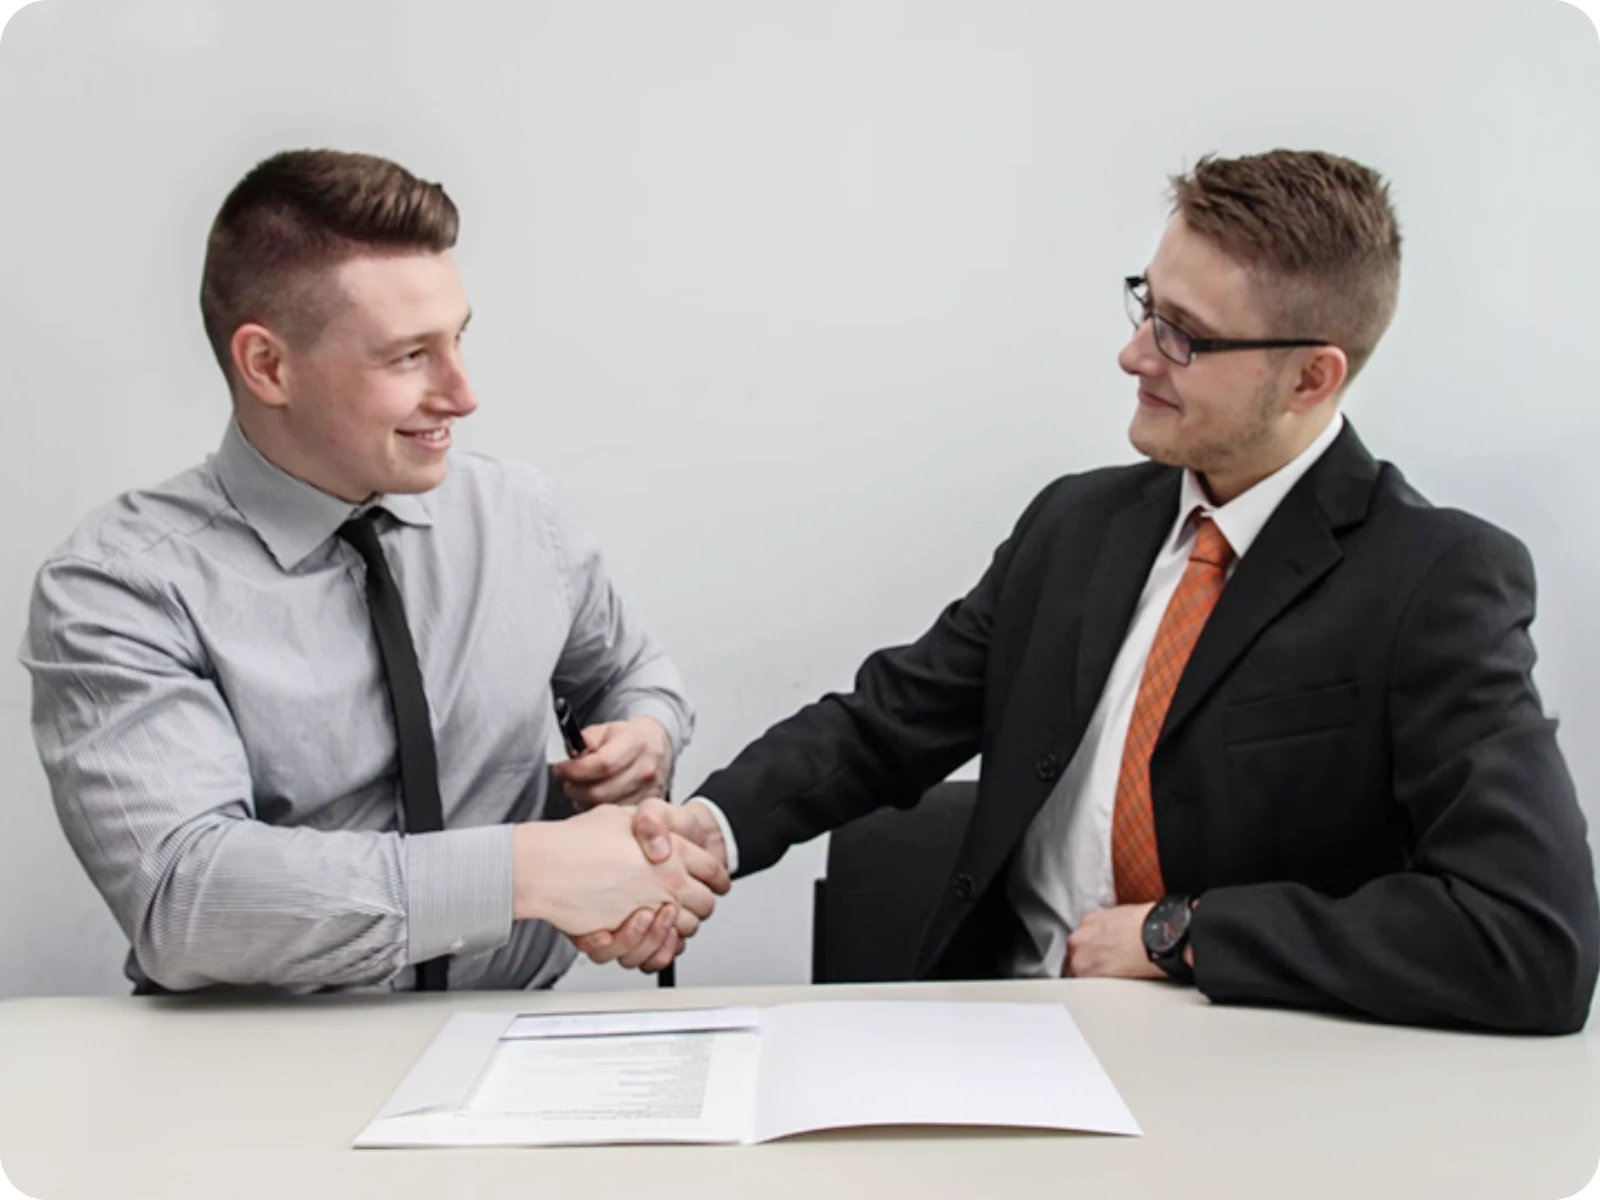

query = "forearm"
[[701, 692, 930, 876], [24, 554, 522, 991], [123, 817, 513, 991], [704, 659, 983, 876], [1192, 870, 1598, 1033]]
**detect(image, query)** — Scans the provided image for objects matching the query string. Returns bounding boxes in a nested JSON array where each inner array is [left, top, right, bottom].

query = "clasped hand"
[[565, 798, 730, 973], [551, 714, 675, 809], [514, 800, 729, 966], [541, 713, 731, 972]]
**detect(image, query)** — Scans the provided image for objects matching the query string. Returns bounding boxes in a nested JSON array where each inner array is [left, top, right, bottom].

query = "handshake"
[[509, 714, 733, 974], [511, 798, 731, 974]]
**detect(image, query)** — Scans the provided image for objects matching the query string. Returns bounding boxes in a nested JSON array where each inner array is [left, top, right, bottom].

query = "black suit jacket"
[[700, 423, 1600, 1033]]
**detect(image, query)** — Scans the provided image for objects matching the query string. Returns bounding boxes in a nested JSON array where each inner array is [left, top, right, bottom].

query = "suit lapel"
[[1159, 422, 1379, 744], [1074, 472, 1182, 723], [958, 469, 1177, 876]]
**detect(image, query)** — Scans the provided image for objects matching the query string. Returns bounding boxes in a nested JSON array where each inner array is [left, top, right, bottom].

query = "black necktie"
[[339, 511, 449, 992]]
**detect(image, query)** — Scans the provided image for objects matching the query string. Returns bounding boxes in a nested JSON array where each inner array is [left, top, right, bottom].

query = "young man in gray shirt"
[[22, 149, 726, 995]]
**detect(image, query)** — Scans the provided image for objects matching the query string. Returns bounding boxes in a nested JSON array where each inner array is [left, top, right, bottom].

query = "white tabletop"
[[1, 978, 1594, 1200]]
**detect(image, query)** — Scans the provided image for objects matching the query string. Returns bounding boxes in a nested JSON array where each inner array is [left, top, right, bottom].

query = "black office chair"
[[811, 780, 978, 984]]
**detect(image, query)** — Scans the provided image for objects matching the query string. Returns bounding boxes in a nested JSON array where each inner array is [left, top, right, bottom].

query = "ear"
[[230, 323, 293, 409], [1285, 345, 1349, 414]]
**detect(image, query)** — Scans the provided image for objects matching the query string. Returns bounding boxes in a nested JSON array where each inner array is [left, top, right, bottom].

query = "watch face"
[[1144, 897, 1191, 956]]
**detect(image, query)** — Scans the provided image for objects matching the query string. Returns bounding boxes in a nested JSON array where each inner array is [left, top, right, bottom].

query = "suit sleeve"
[[1191, 528, 1600, 1033], [699, 481, 1064, 876]]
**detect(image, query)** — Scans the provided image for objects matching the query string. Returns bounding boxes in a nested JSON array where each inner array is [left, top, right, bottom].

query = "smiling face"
[[1117, 216, 1323, 503], [231, 250, 478, 502]]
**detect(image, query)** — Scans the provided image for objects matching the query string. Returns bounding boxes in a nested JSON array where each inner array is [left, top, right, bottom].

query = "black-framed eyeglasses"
[[1125, 275, 1331, 367]]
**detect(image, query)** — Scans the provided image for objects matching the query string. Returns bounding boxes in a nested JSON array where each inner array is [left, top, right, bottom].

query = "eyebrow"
[[375, 309, 473, 357], [1142, 275, 1219, 337]]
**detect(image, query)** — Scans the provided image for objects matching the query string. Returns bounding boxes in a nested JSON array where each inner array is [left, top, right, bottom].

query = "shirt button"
[[954, 873, 976, 901], [1036, 753, 1063, 782], [450, 939, 465, 952]]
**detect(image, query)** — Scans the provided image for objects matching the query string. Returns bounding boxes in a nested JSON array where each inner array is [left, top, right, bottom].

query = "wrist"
[[685, 796, 736, 871], [634, 715, 676, 792], [511, 823, 556, 922], [1142, 894, 1197, 982]]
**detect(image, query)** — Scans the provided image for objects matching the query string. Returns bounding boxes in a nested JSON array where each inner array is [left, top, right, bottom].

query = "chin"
[[1129, 421, 1177, 468], [384, 462, 452, 496], [1130, 413, 1208, 473]]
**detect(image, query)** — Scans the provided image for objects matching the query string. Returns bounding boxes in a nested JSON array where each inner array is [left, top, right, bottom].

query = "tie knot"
[[337, 510, 384, 561], [1190, 515, 1234, 569]]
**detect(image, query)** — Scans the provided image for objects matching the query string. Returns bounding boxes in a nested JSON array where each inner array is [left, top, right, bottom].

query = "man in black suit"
[[582, 149, 1599, 1033]]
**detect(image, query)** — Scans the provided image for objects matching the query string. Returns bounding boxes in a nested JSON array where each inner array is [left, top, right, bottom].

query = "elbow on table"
[[1539, 925, 1599, 1036], [1488, 903, 1600, 1036], [131, 914, 228, 993]]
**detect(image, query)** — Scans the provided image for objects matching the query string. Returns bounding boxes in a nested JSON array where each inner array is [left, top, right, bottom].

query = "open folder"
[[355, 1000, 1141, 1147]]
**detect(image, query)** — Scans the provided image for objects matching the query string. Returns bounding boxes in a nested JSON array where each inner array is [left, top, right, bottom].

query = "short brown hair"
[[1169, 149, 1402, 382], [199, 149, 459, 385]]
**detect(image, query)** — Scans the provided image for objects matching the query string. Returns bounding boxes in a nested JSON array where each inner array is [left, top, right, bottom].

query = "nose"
[[428, 347, 479, 417], [1118, 317, 1166, 379]]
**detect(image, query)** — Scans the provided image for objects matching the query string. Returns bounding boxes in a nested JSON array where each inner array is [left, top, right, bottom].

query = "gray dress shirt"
[[21, 420, 693, 994]]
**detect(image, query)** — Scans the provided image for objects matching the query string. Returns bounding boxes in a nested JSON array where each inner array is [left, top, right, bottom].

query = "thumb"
[[632, 798, 674, 863], [579, 720, 619, 749]]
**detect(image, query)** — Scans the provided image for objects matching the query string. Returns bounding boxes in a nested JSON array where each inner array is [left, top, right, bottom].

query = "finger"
[[551, 729, 642, 784], [573, 931, 614, 962], [574, 923, 625, 964], [577, 756, 665, 806], [632, 798, 677, 863], [668, 874, 717, 924], [559, 765, 653, 811], [676, 836, 731, 894], [580, 720, 624, 748], [552, 750, 633, 786], [672, 903, 703, 938], [642, 932, 685, 974], [594, 908, 657, 964], [619, 905, 677, 971]]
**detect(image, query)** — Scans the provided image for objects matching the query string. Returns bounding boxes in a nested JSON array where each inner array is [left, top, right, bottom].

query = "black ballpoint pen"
[[553, 696, 589, 757]]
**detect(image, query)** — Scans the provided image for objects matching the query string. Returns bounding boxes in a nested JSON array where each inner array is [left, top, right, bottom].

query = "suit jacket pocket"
[[1222, 681, 1359, 746]]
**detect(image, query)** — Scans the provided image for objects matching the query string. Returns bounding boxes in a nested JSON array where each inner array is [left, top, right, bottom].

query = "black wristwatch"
[[1143, 894, 1197, 982]]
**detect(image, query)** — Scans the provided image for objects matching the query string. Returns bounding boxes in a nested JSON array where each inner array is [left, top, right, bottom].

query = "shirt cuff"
[[405, 825, 515, 964], [687, 795, 740, 875]]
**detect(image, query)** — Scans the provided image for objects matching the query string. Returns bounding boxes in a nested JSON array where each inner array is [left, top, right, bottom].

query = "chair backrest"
[[812, 780, 978, 984]]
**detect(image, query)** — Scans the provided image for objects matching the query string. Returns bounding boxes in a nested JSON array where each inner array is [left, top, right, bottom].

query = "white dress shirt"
[[1007, 412, 1345, 976]]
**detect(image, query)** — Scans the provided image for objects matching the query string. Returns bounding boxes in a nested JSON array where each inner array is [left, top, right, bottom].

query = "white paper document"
[[355, 1001, 1140, 1147]]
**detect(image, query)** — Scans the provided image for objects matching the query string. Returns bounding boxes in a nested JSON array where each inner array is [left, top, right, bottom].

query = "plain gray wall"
[[0, 0, 1596, 999]]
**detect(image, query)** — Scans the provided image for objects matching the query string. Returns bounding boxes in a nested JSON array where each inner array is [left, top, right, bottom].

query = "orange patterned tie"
[[1110, 512, 1235, 905]]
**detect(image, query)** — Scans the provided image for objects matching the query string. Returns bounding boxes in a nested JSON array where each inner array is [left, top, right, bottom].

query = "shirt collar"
[[213, 419, 435, 571], [1171, 410, 1345, 561]]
